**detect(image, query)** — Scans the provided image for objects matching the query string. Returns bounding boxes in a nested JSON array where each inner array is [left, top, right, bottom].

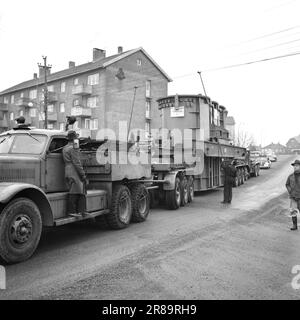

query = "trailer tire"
[[131, 184, 150, 223], [180, 176, 189, 206], [106, 185, 132, 229], [165, 176, 181, 210], [0, 198, 42, 264], [240, 169, 245, 184], [233, 175, 239, 188], [187, 176, 194, 203]]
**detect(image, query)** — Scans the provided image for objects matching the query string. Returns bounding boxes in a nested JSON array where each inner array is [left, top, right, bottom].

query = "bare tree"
[[234, 124, 255, 148]]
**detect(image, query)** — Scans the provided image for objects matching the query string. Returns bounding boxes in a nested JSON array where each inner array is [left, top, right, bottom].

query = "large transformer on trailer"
[[148, 94, 259, 209]]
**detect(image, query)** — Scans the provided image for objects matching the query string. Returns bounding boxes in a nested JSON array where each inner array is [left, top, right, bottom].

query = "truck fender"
[[163, 172, 179, 191], [0, 183, 54, 226]]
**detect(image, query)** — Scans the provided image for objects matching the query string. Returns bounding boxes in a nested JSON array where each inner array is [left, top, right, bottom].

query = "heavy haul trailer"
[[148, 94, 259, 209], [0, 128, 151, 264]]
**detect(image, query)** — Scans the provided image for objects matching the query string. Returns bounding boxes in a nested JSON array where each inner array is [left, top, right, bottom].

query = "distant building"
[[263, 142, 287, 155], [225, 116, 235, 143], [0, 47, 172, 138], [286, 135, 300, 153]]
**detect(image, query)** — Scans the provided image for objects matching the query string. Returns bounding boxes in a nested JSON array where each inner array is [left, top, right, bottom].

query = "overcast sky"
[[0, 0, 299, 146]]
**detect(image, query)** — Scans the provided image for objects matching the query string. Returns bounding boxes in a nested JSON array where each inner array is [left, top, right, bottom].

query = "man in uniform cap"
[[286, 159, 300, 230], [15, 116, 29, 129], [221, 159, 237, 204], [62, 130, 88, 217]]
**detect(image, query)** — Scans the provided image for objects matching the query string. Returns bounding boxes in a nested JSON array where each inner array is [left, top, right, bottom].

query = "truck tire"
[[106, 185, 132, 229], [131, 184, 150, 223], [240, 169, 245, 184], [187, 176, 194, 203], [180, 176, 189, 206], [233, 175, 239, 187], [0, 198, 42, 264], [165, 176, 181, 210]]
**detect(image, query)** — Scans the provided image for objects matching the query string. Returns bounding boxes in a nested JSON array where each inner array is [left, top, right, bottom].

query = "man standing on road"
[[286, 159, 300, 231], [62, 130, 88, 218], [221, 159, 237, 204]]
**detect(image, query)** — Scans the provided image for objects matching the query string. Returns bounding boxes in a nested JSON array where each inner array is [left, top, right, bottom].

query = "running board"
[[54, 209, 110, 226]]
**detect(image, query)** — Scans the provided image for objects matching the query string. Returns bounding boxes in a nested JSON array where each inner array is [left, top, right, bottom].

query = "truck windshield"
[[0, 134, 47, 154]]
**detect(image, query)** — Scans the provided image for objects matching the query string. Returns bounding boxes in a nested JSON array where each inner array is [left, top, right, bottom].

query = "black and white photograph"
[[0, 0, 300, 305]]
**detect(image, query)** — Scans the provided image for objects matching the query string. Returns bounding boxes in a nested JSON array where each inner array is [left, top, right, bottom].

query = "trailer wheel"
[[0, 198, 42, 264], [180, 176, 189, 206], [165, 176, 181, 210], [106, 185, 132, 229], [187, 176, 194, 203], [240, 169, 245, 184], [233, 175, 239, 187], [131, 184, 150, 223]]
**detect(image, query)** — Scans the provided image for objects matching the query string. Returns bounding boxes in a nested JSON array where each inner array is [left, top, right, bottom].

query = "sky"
[[0, 0, 299, 146]]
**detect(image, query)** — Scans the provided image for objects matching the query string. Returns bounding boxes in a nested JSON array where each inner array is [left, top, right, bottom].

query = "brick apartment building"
[[0, 47, 172, 139]]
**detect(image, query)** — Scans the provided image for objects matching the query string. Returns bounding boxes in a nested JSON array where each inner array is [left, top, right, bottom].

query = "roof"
[[263, 142, 286, 149], [225, 116, 235, 125], [0, 47, 172, 95], [0, 128, 66, 137]]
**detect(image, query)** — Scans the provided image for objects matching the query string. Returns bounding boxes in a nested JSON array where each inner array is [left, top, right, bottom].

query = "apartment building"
[[0, 47, 172, 139]]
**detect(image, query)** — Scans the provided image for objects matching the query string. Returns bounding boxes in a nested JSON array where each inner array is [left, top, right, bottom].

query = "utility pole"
[[38, 56, 52, 129]]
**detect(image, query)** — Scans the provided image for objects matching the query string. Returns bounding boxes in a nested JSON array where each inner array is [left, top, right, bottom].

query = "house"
[[0, 47, 172, 139], [286, 135, 300, 153], [262, 142, 287, 155]]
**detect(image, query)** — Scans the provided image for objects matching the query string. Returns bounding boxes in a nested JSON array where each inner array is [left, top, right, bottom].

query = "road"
[[1, 154, 300, 300]]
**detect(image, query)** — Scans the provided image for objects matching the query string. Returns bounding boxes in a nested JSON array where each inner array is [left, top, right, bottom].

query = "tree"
[[234, 124, 255, 149]]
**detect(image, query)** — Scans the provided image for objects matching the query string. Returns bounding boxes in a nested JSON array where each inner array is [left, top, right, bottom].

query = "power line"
[[200, 51, 300, 73]]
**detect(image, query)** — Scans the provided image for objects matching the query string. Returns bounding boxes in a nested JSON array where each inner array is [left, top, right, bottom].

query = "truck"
[[0, 128, 152, 264], [145, 94, 260, 209]]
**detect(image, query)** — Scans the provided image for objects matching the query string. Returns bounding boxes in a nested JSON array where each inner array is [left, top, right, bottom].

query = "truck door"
[[45, 137, 69, 192]]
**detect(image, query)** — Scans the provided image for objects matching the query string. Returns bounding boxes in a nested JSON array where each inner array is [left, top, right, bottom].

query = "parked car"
[[258, 156, 272, 169], [267, 153, 277, 162]]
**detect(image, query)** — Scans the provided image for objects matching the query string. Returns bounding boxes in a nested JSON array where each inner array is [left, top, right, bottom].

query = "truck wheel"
[[0, 198, 42, 264], [240, 170, 245, 184], [187, 176, 194, 203], [131, 184, 150, 223], [106, 185, 132, 229], [254, 166, 259, 177], [257, 167, 260, 176], [180, 176, 189, 206], [165, 176, 181, 210]]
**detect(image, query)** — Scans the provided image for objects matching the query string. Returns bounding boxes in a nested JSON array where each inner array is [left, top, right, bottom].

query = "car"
[[257, 156, 271, 169], [267, 153, 277, 162]]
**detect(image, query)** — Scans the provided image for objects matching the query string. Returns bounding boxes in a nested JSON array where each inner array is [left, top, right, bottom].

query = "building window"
[[88, 73, 99, 85], [73, 99, 80, 107], [145, 100, 151, 119], [29, 89, 37, 99], [47, 85, 54, 92], [73, 78, 79, 85], [145, 80, 151, 98], [10, 112, 14, 121], [20, 92, 24, 98], [19, 110, 24, 116], [4, 96, 9, 104], [47, 104, 54, 113], [59, 123, 65, 131], [30, 108, 37, 117], [87, 96, 98, 108], [85, 118, 98, 130], [61, 82, 66, 93], [59, 102, 65, 113], [11, 95, 15, 104], [48, 123, 54, 129], [145, 122, 150, 138], [137, 59, 142, 66], [39, 112, 45, 121], [85, 119, 90, 129]]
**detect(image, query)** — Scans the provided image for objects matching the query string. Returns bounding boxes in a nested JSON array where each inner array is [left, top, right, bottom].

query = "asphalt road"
[[1, 154, 300, 300]]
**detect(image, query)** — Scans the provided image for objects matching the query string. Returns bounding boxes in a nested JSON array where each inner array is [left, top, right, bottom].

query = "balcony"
[[71, 107, 92, 117], [47, 113, 58, 122], [0, 102, 8, 112], [77, 129, 91, 138], [72, 84, 92, 96], [16, 97, 33, 107]]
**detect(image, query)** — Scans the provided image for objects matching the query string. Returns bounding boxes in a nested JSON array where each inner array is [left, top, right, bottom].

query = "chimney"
[[33, 73, 38, 79], [69, 61, 76, 68], [93, 48, 106, 61], [118, 46, 123, 54], [39, 66, 51, 78]]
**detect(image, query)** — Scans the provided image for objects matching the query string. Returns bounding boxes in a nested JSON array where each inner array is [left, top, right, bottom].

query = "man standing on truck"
[[62, 130, 88, 217], [286, 159, 300, 231], [221, 159, 237, 204]]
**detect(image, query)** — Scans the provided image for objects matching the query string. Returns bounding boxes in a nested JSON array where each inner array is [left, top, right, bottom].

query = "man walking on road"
[[286, 159, 300, 231], [221, 159, 237, 204]]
